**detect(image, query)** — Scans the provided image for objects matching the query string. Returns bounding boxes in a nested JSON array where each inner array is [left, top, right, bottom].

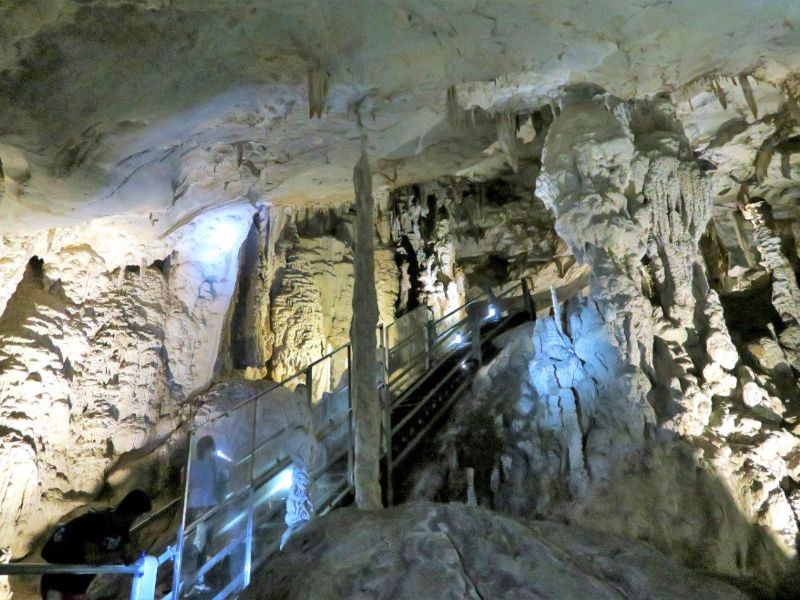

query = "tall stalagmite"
[[741, 196, 800, 369], [350, 144, 382, 510]]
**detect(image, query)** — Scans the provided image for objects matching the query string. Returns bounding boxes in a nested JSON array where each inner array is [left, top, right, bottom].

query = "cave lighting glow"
[[265, 466, 295, 498], [196, 219, 245, 265], [486, 305, 497, 320]]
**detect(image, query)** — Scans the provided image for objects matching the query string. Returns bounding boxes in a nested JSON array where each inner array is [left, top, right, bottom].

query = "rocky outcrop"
[[537, 89, 718, 435], [246, 501, 747, 600], [411, 88, 800, 588], [412, 305, 795, 586]]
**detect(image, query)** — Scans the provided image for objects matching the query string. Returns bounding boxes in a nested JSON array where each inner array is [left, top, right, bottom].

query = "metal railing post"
[[468, 304, 482, 366], [129, 555, 158, 600], [171, 428, 195, 600], [379, 324, 394, 506], [305, 365, 314, 406], [243, 488, 254, 589], [346, 344, 354, 488], [521, 277, 536, 320], [425, 317, 436, 370], [244, 399, 258, 589]]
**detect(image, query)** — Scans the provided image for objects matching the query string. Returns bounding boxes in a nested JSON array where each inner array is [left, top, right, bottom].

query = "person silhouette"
[[40, 490, 152, 600]]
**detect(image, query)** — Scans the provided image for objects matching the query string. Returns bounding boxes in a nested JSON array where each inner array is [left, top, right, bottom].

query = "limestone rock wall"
[[389, 178, 587, 318], [390, 185, 465, 318], [532, 91, 800, 577], [0, 196, 399, 567], [411, 88, 800, 589], [414, 299, 797, 585], [0, 206, 253, 559], [268, 208, 399, 385]]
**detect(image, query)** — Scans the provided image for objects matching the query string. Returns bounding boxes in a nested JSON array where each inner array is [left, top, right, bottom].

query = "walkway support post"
[[521, 277, 536, 320], [379, 324, 394, 506], [350, 135, 383, 510], [425, 318, 436, 369], [467, 304, 482, 366], [129, 555, 158, 600]]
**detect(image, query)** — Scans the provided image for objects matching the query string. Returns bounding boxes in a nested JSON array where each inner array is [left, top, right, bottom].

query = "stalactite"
[[307, 68, 329, 119], [754, 139, 775, 183], [776, 136, 800, 179], [446, 85, 461, 131], [738, 74, 759, 119], [496, 108, 519, 172], [711, 77, 728, 110], [781, 153, 792, 179], [732, 210, 758, 268]]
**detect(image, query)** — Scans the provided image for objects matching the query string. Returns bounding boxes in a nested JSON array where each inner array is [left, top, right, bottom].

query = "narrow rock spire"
[[350, 119, 383, 510]]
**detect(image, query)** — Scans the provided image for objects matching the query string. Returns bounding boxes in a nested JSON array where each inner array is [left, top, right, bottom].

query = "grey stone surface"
[[246, 501, 747, 600]]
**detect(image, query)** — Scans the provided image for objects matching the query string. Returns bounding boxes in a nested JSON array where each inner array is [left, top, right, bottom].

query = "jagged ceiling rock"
[[2, 1, 800, 235]]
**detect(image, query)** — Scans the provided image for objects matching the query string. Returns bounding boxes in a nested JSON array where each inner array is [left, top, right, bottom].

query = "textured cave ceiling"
[[1, 0, 800, 237]]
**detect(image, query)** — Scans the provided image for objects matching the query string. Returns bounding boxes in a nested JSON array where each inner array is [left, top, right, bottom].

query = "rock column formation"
[[390, 185, 465, 318], [741, 196, 800, 368], [536, 90, 734, 438], [350, 148, 382, 510]]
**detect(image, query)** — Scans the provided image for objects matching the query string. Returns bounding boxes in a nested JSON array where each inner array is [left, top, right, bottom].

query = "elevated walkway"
[[0, 279, 540, 600]]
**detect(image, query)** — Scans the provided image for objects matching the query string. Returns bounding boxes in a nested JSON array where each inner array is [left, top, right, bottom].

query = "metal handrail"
[[193, 283, 520, 432], [0, 553, 163, 600], [0, 563, 141, 576], [131, 497, 182, 534]]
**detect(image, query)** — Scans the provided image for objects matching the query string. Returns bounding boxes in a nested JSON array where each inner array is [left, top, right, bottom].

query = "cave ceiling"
[[1, 0, 800, 237]]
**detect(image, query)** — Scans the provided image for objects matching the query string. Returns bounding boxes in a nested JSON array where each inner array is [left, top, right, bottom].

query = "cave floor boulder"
[[245, 501, 746, 600]]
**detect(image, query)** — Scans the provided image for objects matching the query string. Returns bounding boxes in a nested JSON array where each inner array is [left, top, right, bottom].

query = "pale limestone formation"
[[0, 206, 253, 559], [414, 304, 796, 584], [390, 185, 465, 318], [411, 88, 800, 590], [537, 90, 716, 436], [268, 208, 398, 387]]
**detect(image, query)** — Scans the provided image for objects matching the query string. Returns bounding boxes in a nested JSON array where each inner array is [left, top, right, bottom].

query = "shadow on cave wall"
[[407, 423, 799, 597]]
